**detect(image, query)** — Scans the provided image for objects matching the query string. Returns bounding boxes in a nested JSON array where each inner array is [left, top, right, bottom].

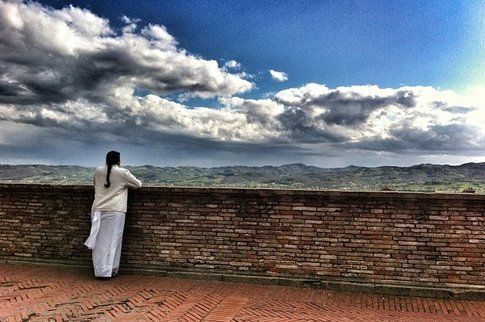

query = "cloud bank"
[[0, 0, 484, 166], [0, 0, 253, 105]]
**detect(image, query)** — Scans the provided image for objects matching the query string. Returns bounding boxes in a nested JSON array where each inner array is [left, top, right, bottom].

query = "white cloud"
[[224, 60, 241, 70], [269, 69, 288, 82], [0, 0, 254, 104], [2, 79, 484, 152], [274, 83, 485, 150], [120, 15, 141, 33], [0, 1, 484, 165]]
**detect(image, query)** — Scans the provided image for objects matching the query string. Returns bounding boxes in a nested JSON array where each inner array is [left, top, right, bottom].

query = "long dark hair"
[[104, 151, 120, 188]]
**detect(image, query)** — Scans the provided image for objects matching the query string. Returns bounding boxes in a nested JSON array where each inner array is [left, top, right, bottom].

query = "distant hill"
[[0, 162, 483, 193]]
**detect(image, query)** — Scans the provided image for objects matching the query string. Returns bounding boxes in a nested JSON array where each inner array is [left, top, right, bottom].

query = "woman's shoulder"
[[111, 165, 131, 175], [95, 165, 106, 172]]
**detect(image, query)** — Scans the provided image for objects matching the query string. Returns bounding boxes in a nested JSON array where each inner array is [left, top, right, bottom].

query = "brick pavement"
[[0, 263, 484, 322]]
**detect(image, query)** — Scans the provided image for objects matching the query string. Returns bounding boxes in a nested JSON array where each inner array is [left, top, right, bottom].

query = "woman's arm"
[[123, 169, 142, 189]]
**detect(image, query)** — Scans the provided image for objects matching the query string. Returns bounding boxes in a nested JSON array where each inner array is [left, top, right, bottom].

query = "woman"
[[84, 151, 142, 278]]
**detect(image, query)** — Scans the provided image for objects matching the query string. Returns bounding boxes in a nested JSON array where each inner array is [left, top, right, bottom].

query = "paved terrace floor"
[[0, 263, 484, 322]]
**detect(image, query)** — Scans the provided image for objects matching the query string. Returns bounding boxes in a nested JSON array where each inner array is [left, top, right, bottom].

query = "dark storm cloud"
[[350, 123, 483, 152], [320, 89, 417, 126], [0, 0, 253, 106], [276, 86, 417, 127], [390, 123, 481, 151], [0, 119, 322, 168], [432, 101, 476, 114], [276, 107, 349, 143]]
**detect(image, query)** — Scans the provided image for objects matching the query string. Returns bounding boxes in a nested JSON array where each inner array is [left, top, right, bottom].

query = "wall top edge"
[[0, 183, 483, 200]]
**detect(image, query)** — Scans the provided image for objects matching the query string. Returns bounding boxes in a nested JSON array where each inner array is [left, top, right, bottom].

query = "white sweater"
[[91, 164, 142, 212]]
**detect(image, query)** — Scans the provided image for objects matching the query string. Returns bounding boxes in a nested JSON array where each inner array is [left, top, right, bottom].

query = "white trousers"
[[84, 210, 126, 277]]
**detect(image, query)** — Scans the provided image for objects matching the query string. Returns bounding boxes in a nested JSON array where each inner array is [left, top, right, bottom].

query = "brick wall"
[[0, 184, 483, 289]]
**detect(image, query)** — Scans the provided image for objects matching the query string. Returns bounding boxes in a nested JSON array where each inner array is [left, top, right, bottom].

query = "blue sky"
[[0, 0, 484, 167], [41, 0, 483, 94]]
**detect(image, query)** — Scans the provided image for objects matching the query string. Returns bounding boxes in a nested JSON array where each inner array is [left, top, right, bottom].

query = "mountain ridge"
[[0, 162, 483, 193]]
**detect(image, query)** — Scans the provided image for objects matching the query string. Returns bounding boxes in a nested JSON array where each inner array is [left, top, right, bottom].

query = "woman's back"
[[92, 164, 142, 212], [86, 151, 142, 278]]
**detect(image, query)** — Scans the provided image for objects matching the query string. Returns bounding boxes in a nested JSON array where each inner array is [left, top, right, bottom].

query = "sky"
[[0, 0, 484, 167]]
